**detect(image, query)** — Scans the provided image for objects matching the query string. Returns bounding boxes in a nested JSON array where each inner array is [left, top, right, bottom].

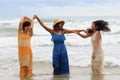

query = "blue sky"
[[0, 0, 120, 19]]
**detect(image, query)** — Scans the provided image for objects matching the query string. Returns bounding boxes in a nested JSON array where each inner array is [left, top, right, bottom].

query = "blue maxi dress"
[[51, 32, 69, 75]]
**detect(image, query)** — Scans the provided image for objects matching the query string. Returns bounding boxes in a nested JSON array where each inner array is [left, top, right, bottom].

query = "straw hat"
[[53, 18, 65, 28]]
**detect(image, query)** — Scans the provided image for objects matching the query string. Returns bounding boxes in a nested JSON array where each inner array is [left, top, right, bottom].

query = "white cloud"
[[0, 0, 120, 19], [33, 5, 120, 17]]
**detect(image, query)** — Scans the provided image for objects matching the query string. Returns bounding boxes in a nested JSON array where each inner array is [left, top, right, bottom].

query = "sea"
[[0, 16, 120, 79]]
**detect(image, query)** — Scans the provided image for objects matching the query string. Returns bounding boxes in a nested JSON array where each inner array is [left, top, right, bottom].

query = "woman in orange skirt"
[[18, 16, 35, 77]]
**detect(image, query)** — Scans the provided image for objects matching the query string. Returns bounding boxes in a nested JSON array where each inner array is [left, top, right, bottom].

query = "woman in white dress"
[[76, 20, 111, 74]]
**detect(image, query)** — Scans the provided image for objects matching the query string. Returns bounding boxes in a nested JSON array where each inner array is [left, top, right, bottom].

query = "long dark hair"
[[93, 20, 111, 32]]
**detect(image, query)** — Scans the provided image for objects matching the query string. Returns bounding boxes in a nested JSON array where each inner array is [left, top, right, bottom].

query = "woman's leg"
[[20, 66, 28, 77]]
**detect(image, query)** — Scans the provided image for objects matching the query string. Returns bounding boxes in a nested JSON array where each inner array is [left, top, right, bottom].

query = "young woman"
[[77, 20, 111, 74], [34, 15, 81, 75], [18, 16, 35, 77]]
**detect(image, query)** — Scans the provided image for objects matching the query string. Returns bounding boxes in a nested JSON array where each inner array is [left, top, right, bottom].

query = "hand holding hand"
[[74, 30, 85, 35], [33, 15, 38, 19]]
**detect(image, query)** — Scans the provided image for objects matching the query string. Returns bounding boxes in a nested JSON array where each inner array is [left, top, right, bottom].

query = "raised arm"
[[30, 16, 35, 29], [34, 15, 53, 34], [24, 16, 33, 36], [18, 16, 32, 33], [18, 16, 25, 33], [29, 16, 36, 36]]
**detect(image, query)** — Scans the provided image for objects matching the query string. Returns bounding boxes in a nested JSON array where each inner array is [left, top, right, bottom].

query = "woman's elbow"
[[82, 36, 87, 38], [81, 36, 88, 38]]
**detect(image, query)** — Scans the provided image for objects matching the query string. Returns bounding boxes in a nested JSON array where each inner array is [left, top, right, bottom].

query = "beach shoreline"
[[16, 62, 120, 80], [0, 57, 120, 80]]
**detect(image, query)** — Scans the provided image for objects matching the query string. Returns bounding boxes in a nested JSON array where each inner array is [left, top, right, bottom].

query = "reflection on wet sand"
[[51, 74, 70, 80], [91, 74, 104, 80], [20, 76, 34, 80]]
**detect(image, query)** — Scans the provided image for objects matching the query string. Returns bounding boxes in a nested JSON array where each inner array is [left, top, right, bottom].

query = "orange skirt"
[[18, 46, 34, 77]]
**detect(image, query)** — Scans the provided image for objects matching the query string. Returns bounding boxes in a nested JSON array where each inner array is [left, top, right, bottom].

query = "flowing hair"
[[93, 20, 111, 32]]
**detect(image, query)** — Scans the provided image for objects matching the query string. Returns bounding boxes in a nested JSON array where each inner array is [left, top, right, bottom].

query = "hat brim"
[[53, 21, 65, 28]]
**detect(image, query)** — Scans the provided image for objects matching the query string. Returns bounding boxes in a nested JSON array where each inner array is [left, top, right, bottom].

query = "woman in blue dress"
[[34, 15, 81, 75]]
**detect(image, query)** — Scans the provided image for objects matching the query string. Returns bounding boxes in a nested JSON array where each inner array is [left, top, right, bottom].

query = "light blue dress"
[[51, 32, 69, 75]]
